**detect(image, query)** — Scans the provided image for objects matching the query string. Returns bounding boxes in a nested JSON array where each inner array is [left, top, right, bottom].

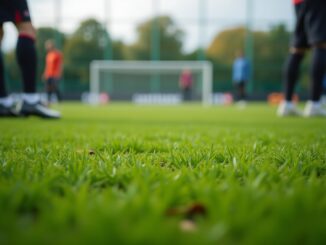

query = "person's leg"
[[232, 83, 237, 102], [56, 90, 61, 102], [15, 22, 60, 118], [234, 82, 241, 101], [304, 43, 326, 116], [236, 82, 246, 107], [0, 0, 60, 118], [310, 44, 326, 102], [284, 48, 305, 102], [239, 82, 246, 101], [278, 49, 306, 116], [0, 24, 7, 99], [54, 81, 62, 102], [323, 75, 326, 96], [278, 3, 307, 116], [188, 88, 192, 101], [182, 89, 186, 102], [46, 79, 52, 103], [302, 0, 326, 116], [236, 83, 242, 101], [284, 2, 308, 102], [15, 22, 38, 103], [49, 79, 62, 103], [0, 23, 17, 116], [278, 48, 306, 116], [324, 75, 326, 93]]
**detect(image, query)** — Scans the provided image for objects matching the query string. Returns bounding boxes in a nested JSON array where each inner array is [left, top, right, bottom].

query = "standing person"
[[43, 39, 63, 104], [232, 50, 250, 104], [0, 0, 60, 118], [322, 75, 326, 105], [278, 0, 326, 117], [179, 69, 193, 102], [323, 75, 326, 96]]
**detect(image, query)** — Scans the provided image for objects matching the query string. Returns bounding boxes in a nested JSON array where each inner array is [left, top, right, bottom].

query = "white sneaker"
[[236, 100, 247, 109], [303, 101, 326, 117], [19, 101, 61, 119], [321, 95, 326, 106], [277, 101, 302, 117]]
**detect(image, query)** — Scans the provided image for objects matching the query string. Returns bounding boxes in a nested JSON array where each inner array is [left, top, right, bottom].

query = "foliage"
[[254, 25, 291, 92], [3, 17, 297, 95], [127, 16, 184, 60], [207, 25, 291, 92], [207, 27, 247, 66], [63, 19, 111, 84]]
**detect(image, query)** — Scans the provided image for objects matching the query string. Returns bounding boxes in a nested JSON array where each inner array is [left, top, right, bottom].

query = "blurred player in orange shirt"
[[43, 39, 63, 104]]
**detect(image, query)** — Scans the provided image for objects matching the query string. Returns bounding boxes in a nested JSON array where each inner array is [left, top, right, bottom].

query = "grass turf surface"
[[0, 103, 326, 244]]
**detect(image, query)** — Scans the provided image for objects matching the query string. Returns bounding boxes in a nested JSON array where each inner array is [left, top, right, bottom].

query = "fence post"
[[246, 0, 254, 95]]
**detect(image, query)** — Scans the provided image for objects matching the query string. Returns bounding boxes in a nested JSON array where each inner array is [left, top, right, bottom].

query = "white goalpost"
[[89, 60, 213, 105]]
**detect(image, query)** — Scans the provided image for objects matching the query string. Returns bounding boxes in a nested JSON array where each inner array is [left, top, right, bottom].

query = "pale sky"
[[2, 0, 295, 52]]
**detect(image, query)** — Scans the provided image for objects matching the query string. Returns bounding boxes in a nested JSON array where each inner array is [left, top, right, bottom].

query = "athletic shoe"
[[0, 103, 20, 117], [303, 101, 326, 117], [277, 101, 302, 117], [236, 100, 247, 108], [18, 101, 61, 119], [321, 95, 326, 106]]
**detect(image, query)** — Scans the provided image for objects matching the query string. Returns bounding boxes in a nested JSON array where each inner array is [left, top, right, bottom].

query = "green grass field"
[[0, 103, 325, 244]]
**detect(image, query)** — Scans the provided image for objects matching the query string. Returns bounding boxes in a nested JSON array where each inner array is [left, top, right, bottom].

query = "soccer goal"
[[89, 60, 213, 105]]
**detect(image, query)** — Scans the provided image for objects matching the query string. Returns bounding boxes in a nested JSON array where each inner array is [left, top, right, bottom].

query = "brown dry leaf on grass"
[[166, 202, 207, 232], [166, 202, 207, 219], [75, 149, 96, 155], [88, 149, 96, 155]]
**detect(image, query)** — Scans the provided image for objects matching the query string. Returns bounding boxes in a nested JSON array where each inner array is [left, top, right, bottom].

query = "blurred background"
[[2, 0, 310, 101]]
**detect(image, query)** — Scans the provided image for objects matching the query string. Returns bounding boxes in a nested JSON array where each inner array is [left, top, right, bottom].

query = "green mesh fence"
[[4, 0, 302, 99]]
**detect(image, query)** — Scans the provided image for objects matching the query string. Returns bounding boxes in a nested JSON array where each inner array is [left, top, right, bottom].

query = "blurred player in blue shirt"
[[232, 51, 250, 103]]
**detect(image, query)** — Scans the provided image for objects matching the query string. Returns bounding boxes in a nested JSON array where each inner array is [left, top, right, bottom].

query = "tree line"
[[5, 16, 308, 95]]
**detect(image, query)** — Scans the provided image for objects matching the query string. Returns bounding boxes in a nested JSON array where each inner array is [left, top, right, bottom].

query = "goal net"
[[89, 61, 213, 105]]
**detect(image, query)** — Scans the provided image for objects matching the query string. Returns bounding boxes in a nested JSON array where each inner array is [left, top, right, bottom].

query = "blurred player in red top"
[[179, 69, 193, 102], [43, 39, 63, 104], [278, 0, 326, 117]]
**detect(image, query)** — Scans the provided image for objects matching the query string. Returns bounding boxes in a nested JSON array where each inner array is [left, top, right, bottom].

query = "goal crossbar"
[[90, 60, 213, 105]]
